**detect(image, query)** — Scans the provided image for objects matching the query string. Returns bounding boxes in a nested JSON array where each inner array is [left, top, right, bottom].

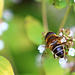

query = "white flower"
[[0, 22, 8, 36], [60, 61, 74, 69], [59, 58, 67, 65], [60, 63, 67, 68], [69, 30, 74, 37], [36, 54, 42, 67], [0, 22, 8, 31], [70, 27, 75, 37], [61, 37, 66, 43], [59, 32, 63, 36], [74, 0, 75, 2], [38, 44, 45, 53], [68, 48, 75, 56], [3, 9, 13, 21], [0, 40, 4, 50]]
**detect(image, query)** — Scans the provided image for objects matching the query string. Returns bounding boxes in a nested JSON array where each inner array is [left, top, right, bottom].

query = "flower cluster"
[[59, 28, 74, 37], [0, 20, 9, 50], [38, 28, 75, 56], [59, 58, 74, 69], [37, 28, 75, 69]]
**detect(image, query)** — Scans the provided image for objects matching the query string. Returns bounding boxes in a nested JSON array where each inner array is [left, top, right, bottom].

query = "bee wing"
[[41, 48, 54, 63]]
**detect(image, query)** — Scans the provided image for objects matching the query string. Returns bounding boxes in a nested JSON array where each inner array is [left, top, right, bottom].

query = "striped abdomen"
[[52, 44, 64, 58]]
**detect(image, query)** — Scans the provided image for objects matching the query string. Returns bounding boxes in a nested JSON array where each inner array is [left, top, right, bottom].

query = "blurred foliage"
[[0, 0, 75, 75], [25, 16, 44, 45], [43, 57, 64, 75], [49, 0, 68, 9], [3, 16, 34, 53], [35, 0, 75, 9]]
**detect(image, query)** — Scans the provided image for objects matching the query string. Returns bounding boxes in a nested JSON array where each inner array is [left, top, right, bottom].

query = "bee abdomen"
[[56, 51, 64, 58], [52, 44, 64, 58]]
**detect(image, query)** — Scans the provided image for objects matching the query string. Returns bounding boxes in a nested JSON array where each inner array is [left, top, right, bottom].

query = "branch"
[[42, 0, 49, 33], [57, 6, 71, 34]]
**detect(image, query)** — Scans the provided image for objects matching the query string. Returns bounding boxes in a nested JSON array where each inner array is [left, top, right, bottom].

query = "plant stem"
[[57, 6, 71, 34], [42, 0, 49, 33]]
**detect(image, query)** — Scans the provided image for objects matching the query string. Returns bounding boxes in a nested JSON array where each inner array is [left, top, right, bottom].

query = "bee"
[[45, 32, 65, 58]]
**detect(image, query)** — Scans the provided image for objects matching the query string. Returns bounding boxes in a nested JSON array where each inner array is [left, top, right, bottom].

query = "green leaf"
[[70, 0, 74, 6], [34, 0, 49, 3], [4, 16, 34, 53], [49, 0, 68, 9], [25, 16, 44, 45], [0, 0, 4, 19], [55, 1, 67, 9], [35, 0, 68, 9], [0, 56, 14, 75]]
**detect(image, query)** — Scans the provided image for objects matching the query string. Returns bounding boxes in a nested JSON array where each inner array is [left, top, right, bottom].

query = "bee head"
[[45, 32, 56, 40]]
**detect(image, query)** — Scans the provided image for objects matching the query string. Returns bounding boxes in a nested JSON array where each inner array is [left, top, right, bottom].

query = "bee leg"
[[54, 54, 59, 59], [42, 53, 47, 57], [54, 54, 55, 59], [42, 32, 46, 37], [63, 49, 66, 58]]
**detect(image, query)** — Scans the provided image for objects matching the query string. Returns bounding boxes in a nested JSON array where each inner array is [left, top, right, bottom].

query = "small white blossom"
[[3, 9, 13, 21], [70, 27, 75, 37], [59, 32, 63, 36], [38, 44, 45, 53], [0, 22, 8, 36], [61, 37, 66, 43], [0, 40, 4, 50], [60, 63, 67, 68], [1, 22, 8, 31], [70, 27, 75, 33], [36, 54, 42, 67], [68, 48, 75, 56], [69, 30, 74, 37], [60, 61, 74, 69], [74, 0, 75, 2], [59, 58, 67, 65]]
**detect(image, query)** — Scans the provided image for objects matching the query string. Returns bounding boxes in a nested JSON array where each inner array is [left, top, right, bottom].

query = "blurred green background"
[[1, 0, 75, 75]]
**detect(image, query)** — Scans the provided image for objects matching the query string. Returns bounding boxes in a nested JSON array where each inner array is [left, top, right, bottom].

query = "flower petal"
[[38, 44, 45, 53], [68, 48, 75, 56], [59, 58, 67, 65]]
